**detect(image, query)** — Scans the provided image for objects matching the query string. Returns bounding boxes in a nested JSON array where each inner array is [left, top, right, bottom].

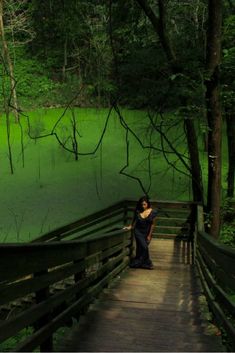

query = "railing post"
[[190, 204, 196, 264], [74, 260, 86, 318], [193, 204, 204, 265], [129, 229, 134, 258], [34, 270, 53, 352], [193, 220, 197, 265], [123, 202, 128, 227], [123, 201, 134, 259]]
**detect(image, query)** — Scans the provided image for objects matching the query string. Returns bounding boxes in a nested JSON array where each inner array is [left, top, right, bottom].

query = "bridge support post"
[[34, 270, 53, 352], [123, 203, 128, 227], [74, 260, 86, 319]]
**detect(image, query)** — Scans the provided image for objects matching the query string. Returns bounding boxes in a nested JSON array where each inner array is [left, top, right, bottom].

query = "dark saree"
[[130, 209, 158, 269]]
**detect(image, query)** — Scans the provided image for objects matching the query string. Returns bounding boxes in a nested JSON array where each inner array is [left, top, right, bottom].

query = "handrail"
[[195, 205, 235, 351], [0, 228, 132, 352], [31, 199, 195, 243], [31, 200, 127, 242]]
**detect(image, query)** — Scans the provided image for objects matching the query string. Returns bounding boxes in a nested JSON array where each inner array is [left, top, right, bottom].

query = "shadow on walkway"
[[55, 238, 224, 352]]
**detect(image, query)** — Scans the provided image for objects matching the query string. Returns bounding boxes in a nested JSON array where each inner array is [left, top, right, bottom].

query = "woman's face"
[[142, 201, 148, 210]]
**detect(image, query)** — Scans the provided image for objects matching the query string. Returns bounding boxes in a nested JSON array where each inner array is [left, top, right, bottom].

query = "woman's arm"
[[147, 220, 156, 242], [123, 220, 136, 230], [123, 213, 136, 230]]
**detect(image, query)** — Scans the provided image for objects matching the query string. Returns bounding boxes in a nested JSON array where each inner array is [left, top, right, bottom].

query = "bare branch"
[[148, 111, 191, 173], [119, 128, 148, 195]]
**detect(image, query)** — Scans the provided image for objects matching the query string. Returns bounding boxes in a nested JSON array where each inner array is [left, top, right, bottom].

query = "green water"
[[0, 107, 228, 242]]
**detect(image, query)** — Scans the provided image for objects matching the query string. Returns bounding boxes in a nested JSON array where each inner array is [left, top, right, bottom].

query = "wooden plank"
[[196, 259, 235, 351], [197, 243, 217, 275], [198, 232, 235, 277], [197, 244, 235, 292], [126, 199, 195, 209], [198, 231, 235, 259], [157, 217, 189, 226], [0, 242, 86, 282], [153, 233, 178, 239], [34, 270, 53, 352], [57, 209, 124, 241], [0, 241, 130, 305], [15, 260, 128, 352], [197, 205, 205, 232], [209, 301, 235, 352], [55, 238, 222, 353], [216, 268, 235, 293], [31, 200, 194, 244], [0, 250, 129, 343], [0, 262, 80, 305], [31, 201, 125, 242], [71, 217, 123, 240], [156, 225, 183, 230], [0, 231, 130, 282], [197, 251, 235, 316]]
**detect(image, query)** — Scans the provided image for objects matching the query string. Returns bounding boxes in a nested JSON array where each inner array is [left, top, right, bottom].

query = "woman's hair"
[[136, 195, 151, 212]]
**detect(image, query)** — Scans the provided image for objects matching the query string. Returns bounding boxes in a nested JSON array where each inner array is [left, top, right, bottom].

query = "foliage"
[[0, 0, 234, 230], [0, 47, 60, 109], [220, 224, 235, 247], [221, 14, 235, 112], [220, 198, 235, 247], [0, 327, 33, 352]]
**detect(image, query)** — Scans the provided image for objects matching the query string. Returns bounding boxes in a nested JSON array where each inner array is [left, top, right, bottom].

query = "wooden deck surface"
[[56, 239, 224, 352]]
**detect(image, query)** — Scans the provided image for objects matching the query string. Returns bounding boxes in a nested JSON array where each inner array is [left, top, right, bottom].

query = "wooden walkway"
[[56, 239, 224, 352]]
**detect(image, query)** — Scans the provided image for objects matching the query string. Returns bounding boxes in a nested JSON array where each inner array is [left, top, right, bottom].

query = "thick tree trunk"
[[184, 118, 204, 202], [0, 0, 19, 123], [226, 112, 235, 197], [205, 0, 222, 238]]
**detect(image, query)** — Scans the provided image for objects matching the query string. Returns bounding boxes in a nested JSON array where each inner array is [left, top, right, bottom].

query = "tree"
[[204, 0, 223, 238], [222, 13, 235, 198], [0, 0, 19, 122], [135, 0, 204, 202], [30, 0, 113, 106]]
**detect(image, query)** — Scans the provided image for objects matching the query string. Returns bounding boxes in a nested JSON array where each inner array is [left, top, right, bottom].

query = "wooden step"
[[156, 228, 190, 234], [153, 233, 178, 239], [157, 217, 189, 226], [153, 232, 190, 239], [155, 226, 189, 235]]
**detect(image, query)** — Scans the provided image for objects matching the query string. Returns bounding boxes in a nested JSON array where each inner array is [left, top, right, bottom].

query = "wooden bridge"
[[0, 200, 234, 352]]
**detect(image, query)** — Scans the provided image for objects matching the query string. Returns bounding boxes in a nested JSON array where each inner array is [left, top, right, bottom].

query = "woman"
[[124, 196, 157, 269]]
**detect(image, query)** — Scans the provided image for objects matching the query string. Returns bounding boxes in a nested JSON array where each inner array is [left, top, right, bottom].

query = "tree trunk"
[[184, 118, 204, 202], [62, 36, 67, 81], [226, 112, 235, 197], [2, 66, 14, 174], [0, 0, 19, 123], [205, 0, 222, 238]]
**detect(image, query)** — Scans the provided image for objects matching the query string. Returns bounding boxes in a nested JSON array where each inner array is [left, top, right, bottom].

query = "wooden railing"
[[32, 199, 195, 243], [195, 205, 235, 351], [0, 229, 132, 352], [0, 199, 195, 352], [31, 200, 128, 243]]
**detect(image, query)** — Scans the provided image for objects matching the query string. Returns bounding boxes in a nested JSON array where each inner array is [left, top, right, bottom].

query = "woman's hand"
[[123, 225, 132, 231], [147, 235, 152, 243]]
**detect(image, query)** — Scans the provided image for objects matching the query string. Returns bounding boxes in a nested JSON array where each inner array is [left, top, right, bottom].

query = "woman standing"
[[124, 196, 157, 269]]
